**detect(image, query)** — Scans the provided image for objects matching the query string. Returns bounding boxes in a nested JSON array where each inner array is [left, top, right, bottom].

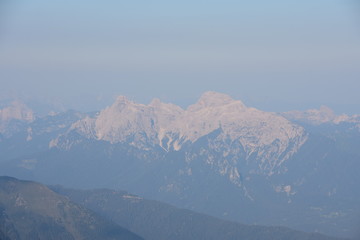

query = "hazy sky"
[[0, 0, 359, 114]]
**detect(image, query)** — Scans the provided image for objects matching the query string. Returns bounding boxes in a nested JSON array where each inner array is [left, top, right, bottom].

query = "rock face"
[[55, 92, 307, 177]]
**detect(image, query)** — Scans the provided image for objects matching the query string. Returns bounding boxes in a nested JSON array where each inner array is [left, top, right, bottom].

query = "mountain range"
[[0, 92, 359, 238]]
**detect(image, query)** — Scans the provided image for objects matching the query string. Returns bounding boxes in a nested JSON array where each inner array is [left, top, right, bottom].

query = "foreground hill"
[[51, 186, 346, 240], [0, 176, 143, 240]]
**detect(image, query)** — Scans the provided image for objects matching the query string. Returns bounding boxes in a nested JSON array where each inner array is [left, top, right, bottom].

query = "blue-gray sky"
[[0, 0, 359, 114]]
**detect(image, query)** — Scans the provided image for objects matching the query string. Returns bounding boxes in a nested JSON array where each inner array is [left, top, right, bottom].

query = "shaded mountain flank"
[[51, 186, 347, 240], [0, 176, 143, 240]]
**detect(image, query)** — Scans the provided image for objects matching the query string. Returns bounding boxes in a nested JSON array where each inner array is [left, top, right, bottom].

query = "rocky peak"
[[0, 101, 34, 123], [188, 91, 246, 111], [0, 101, 35, 135], [149, 98, 184, 114], [112, 96, 135, 110], [149, 98, 162, 107], [282, 106, 352, 125]]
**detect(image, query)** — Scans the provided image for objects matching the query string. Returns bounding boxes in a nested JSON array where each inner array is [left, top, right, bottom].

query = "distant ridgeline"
[[0, 92, 359, 239]]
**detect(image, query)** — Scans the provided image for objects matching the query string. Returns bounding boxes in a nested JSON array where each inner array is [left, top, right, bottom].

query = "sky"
[[0, 0, 359, 114]]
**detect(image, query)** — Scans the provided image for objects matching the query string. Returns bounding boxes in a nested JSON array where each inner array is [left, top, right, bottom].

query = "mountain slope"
[[51, 186, 346, 240], [0, 176, 143, 240]]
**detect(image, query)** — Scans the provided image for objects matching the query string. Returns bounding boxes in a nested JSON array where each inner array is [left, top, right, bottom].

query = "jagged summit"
[[197, 91, 235, 106], [149, 98, 184, 113], [189, 91, 246, 111], [112, 95, 136, 108], [149, 98, 162, 107], [115, 95, 130, 102]]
